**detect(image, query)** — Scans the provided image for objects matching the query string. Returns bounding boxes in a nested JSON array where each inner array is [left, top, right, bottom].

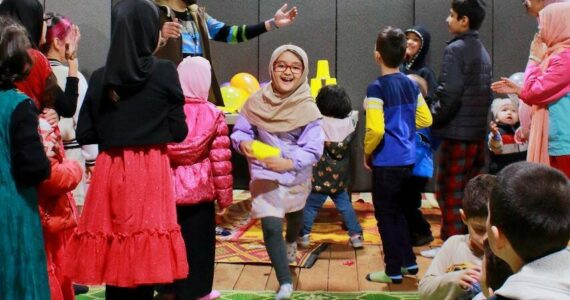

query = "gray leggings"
[[261, 209, 304, 285]]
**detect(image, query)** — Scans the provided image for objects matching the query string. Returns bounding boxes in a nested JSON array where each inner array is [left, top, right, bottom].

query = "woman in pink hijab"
[[518, 3, 570, 176]]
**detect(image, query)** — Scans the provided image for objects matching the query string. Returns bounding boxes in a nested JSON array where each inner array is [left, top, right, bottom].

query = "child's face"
[[496, 104, 518, 125], [405, 32, 422, 59], [446, 8, 468, 34], [271, 51, 304, 96], [466, 217, 487, 256]]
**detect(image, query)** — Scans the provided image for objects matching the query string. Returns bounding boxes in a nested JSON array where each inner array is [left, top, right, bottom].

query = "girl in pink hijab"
[[519, 2, 570, 177], [165, 56, 233, 300]]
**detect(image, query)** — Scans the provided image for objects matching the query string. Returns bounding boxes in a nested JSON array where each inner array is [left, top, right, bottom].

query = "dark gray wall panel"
[[492, 0, 536, 80], [45, 0, 110, 78], [337, 0, 413, 191], [415, 0, 493, 78], [200, 0, 259, 84], [259, 0, 336, 83]]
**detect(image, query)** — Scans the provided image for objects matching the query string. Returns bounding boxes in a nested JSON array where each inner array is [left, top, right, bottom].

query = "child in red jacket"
[[38, 117, 82, 300], [164, 56, 233, 300]]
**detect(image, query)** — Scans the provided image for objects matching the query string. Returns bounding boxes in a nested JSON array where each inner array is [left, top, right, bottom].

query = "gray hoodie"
[[494, 249, 570, 300]]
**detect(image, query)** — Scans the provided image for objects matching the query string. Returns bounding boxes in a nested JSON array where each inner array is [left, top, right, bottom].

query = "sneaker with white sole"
[[349, 234, 364, 249], [420, 247, 441, 258], [297, 234, 310, 248], [275, 283, 293, 300], [286, 242, 297, 263]]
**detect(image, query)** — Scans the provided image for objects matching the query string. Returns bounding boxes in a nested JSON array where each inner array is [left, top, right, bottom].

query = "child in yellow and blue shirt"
[[364, 26, 432, 284]]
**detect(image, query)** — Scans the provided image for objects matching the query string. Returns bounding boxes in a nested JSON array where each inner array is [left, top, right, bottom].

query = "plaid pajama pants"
[[436, 139, 485, 240]]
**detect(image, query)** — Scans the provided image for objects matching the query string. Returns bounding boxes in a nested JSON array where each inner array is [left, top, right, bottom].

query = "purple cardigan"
[[231, 114, 324, 187]]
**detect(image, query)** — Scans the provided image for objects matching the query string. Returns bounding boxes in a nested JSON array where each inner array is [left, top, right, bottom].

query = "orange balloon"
[[230, 73, 260, 95]]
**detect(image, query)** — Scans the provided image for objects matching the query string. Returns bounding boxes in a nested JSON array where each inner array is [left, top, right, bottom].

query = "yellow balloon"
[[251, 140, 281, 160], [230, 73, 260, 95], [221, 86, 249, 112]]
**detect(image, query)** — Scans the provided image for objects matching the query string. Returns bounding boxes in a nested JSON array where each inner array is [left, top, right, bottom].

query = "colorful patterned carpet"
[[215, 240, 328, 268], [77, 288, 420, 300]]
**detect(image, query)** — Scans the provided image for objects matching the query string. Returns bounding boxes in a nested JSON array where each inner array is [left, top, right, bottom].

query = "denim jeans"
[[301, 191, 363, 236]]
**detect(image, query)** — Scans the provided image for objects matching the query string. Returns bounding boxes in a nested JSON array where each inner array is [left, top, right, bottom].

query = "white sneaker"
[[349, 234, 364, 249], [420, 247, 441, 258], [286, 241, 297, 263], [275, 283, 293, 300], [297, 234, 310, 248]]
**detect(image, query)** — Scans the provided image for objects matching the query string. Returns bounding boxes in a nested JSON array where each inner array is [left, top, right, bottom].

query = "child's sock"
[[400, 264, 419, 275], [365, 271, 403, 284], [196, 290, 221, 300], [275, 283, 293, 300]]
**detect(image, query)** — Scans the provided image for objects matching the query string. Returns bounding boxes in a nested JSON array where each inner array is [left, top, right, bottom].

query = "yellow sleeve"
[[416, 94, 433, 129], [364, 97, 385, 155]]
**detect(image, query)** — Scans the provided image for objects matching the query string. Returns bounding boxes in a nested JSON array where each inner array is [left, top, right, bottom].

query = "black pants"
[[401, 176, 432, 238], [172, 202, 217, 299], [106, 285, 154, 300], [372, 166, 416, 276]]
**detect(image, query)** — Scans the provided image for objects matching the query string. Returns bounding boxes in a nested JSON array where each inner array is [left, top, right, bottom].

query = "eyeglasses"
[[273, 62, 304, 74]]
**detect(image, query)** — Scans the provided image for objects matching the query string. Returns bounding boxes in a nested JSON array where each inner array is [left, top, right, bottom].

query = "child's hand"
[[239, 141, 256, 159], [456, 267, 481, 290], [263, 157, 293, 173], [41, 108, 59, 127], [162, 19, 182, 39], [514, 127, 529, 144], [491, 77, 521, 96], [489, 120, 500, 137]]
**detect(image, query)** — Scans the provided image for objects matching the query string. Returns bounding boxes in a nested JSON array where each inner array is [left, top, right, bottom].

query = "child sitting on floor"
[[298, 85, 363, 249], [419, 174, 496, 300]]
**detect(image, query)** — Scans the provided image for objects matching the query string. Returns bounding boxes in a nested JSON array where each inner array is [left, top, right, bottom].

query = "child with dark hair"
[[431, 0, 492, 240], [364, 26, 432, 284], [0, 16, 52, 299], [419, 174, 496, 300], [487, 162, 570, 300], [298, 85, 363, 249], [476, 239, 513, 299]]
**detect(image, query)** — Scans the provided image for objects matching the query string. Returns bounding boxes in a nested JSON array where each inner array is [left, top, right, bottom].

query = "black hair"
[[490, 162, 570, 262], [451, 0, 487, 30], [483, 239, 513, 292], [463, 174, 496, 219], [0, 16, 32, 90], [316, 85, 352, 119], [375, 26, 406, 68]]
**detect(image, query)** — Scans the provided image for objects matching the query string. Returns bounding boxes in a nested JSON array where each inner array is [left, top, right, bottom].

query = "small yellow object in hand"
[[251, 140, 281, 160]]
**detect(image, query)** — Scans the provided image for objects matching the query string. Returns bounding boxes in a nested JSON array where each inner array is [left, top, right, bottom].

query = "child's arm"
[[521, 51, 570, 106], [432, 46, 464, 127], [419, 240, 478, 300], [363, 95, 385, 156], [38, 158, 83, 196], [230, 114, 256, 155], [282, 120, 324, 171], [488, 122, 503, 154], [416, 93, 433, 129], [210, 114, 233, 209]]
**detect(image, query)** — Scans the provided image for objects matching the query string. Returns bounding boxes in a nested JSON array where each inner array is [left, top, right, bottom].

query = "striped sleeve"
[[208, 14, 267, 44], [415, 93, 433, 129], [364, 96, 385, 155]]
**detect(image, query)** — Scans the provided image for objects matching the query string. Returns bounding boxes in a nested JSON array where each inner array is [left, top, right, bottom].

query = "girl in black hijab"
[[64, 1, 188, 299]]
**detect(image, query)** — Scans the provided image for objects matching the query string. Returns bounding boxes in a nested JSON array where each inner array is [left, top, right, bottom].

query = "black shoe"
[[412, 233, 434, 247], [73, 284, 89, 295]]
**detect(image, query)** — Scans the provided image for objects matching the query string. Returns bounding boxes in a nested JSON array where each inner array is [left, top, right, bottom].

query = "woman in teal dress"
[[0, 17, 52, 300]]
